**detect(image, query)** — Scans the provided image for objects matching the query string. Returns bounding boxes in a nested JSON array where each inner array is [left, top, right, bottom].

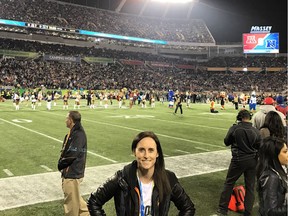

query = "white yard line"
[[3, 169, 14, 177], [0, 118, 117, 163], [45, 112, 226, 149], [83, 117, 226, 149], [145, 117, 228, 130], [175, 149, 190, 154], [194, 147, 210, 151], [40, 165, 53, 172]]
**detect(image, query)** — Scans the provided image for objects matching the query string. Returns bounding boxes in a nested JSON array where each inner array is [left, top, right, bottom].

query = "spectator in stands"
[[0, 0, 214, 43], [87, 131, 195, 215]]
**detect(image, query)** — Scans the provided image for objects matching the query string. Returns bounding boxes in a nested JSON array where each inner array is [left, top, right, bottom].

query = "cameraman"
[[216, 110, 262, 216]]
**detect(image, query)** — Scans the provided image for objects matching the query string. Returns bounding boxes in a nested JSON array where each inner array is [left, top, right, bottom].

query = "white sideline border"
[[0, 150, 231, 211]]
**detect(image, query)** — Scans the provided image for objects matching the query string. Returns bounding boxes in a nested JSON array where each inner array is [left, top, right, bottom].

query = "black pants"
[[175, 104, 183, 114], [218, 158, 257, 215], [87, 98, 91, 106]]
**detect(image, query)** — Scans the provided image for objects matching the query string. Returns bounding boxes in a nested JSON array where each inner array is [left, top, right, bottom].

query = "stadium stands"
[[0, 0, 286, 95], [0, 0, 214, 43]]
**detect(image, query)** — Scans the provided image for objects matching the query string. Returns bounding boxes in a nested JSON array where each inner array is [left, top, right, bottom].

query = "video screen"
[[243, 33, 279, 54]]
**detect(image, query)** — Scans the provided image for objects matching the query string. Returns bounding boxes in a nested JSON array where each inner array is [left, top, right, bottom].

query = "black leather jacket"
[[224, 122, 261, 161], [58, 122, 87, 179], [258, 169, 287, 216], [87, 161, 195, 216]]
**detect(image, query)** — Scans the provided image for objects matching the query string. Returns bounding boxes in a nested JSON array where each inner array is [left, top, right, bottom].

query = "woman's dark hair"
[[261, 111, 285, 138], [131, 131, 171, 202], [256, 136, 287, 181]]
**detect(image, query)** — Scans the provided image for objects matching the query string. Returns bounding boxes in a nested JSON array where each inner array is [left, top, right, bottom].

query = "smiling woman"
[[87, 131, 196, 216]]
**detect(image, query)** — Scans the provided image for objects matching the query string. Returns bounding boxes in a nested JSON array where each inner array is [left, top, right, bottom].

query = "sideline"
[[0, 150, 231, 211]]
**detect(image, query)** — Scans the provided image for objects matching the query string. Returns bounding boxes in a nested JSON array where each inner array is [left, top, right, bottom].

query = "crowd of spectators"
[[0, 0, 214, 43], [0, 38, 195, 64], [203, 56, 287, 68], [0, 56, 286, 94]]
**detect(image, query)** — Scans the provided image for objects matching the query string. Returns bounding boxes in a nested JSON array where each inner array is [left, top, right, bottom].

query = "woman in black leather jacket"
[[256, 137, 288, 216], [87, 131, 195, 216]]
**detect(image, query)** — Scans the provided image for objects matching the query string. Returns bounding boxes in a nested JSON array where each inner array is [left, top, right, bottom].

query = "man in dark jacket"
[[58, 111, 89, 216], [217, 110, 262, 216]]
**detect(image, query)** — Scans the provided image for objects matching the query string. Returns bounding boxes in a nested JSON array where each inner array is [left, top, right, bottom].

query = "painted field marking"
[[12, 119, 32, 123], [135, 106, 236, 118], [46, 112, 226, 150], [145, 117, 228, 131], [194, 147, 210, 151], [102, 109, 229, 130], [109, 115, 155, 119], [40, 165, 53, 172], [0, 118, 117, 163], [175, 149, 190, 154], [84, 118, 226, 149], [3, 169, 14, 177]]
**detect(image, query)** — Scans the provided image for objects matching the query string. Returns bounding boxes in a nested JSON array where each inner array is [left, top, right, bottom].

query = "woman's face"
[[134, 137, 159, 172], [278, 143, 288, 166]]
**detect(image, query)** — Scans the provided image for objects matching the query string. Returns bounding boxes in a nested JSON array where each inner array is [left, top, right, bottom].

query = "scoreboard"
[[243, 33, 279, 54]]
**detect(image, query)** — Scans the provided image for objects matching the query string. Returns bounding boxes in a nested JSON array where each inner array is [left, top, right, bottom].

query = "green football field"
[[0, 99, 259, 215]]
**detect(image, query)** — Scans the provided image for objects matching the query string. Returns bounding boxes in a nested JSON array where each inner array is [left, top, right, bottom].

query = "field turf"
[[0, 99, 259, 215]]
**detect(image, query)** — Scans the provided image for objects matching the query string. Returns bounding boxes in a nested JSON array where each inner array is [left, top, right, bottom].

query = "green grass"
[[0, 100, 259, 215]]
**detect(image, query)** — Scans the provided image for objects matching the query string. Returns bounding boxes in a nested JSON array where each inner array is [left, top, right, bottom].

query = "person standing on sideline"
[[86, 90, 91, 107], [58, 111, 89, 216], [216, 110, 262, 216], [63, 93, 69, 110], [87, 131, 195, 215], [46, 92, 52, 111], [220, 96, 225, 110], [174, 93, 183, 115], [256, 137, 288, 216], [249, 92, 257, 113], [233, 94, 239, 110]]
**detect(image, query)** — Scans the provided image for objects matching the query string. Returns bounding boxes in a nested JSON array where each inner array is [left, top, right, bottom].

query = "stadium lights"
[[150, 0, 193, 3]]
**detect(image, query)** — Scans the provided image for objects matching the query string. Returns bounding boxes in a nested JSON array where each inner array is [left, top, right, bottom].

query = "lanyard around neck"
[[137, 175, 154, 216]]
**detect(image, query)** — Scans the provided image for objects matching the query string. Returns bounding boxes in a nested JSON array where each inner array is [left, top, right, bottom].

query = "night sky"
[[191, 0, 287, 53]]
